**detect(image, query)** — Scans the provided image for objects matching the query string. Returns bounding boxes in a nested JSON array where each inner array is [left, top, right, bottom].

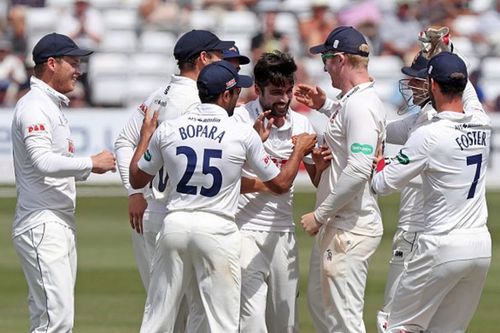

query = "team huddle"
[[11, 23, 491, 333]]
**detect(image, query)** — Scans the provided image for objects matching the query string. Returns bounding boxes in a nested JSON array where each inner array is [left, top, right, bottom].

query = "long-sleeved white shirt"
[[11, 76, 93, 238], [386, 81, 485, 232], [114, 74, 200, 213], [314, 81, 386, 237], [232, 99, 315, 232], [372, 110, 491, 235]]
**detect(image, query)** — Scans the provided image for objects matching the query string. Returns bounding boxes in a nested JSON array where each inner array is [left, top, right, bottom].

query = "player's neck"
[[436, 99, 464, 113]]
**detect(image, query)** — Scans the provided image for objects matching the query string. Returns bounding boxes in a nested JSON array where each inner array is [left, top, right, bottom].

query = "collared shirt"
[[114, 74, 200, 213], [11, 76, 93, 238], [232, 99, 315, 231], [315, 81, 386, 237], [386, 81, 488, 232], [372, 110, 491, 235], [138, 103, 280, 219]]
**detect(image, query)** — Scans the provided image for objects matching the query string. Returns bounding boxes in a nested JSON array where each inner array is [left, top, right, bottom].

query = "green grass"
[[1, 191, 499, 332]]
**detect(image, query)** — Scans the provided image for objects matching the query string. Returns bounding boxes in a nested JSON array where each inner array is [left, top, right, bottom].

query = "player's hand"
[[418, 26, 453, 59], [301, 212, 322, 236], [91, 150, 116, 174], [312, 144, 332, 174], [128, 193, 147, 234], [294, 84, 326, 110], [254, 110, 274, 142], [140, 106, 159, 140], [293, 133, 317, 156]]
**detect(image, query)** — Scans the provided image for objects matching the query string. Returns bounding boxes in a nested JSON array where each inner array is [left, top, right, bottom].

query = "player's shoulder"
[[344, 85, 385, 118], [233, 101, 257, 123]]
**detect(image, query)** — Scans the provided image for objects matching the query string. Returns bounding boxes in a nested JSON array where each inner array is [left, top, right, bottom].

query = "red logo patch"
[[68, 139, 75, 154], [28, 123, 46, 133]]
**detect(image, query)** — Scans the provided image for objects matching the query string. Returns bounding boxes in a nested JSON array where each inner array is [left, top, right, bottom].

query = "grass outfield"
[[0, 191, 499, 332]]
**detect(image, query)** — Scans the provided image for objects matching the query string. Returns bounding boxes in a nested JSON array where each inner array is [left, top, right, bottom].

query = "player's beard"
[[261, 100, 291, 118]]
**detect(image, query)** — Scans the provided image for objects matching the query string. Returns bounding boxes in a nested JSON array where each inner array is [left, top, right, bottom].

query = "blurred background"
[[1, 0, 500, 187], [1, 1, 500, 332]]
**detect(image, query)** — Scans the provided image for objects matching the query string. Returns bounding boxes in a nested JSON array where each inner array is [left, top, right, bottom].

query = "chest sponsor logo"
[[144, 150, 152, 161], [396, 149, 410, 165], [350, 143, 373, 155], [27, 123, 46, 133]]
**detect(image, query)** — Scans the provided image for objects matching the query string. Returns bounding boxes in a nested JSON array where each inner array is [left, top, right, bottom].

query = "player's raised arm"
[[129, 107, 159, 189]]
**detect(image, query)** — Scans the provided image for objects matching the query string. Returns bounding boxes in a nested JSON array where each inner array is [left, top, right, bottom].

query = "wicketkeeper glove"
[[418, 26, 454, 59]]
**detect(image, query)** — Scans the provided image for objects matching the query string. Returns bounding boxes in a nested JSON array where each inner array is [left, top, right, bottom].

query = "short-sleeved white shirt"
[[114, 75, 200, 213], [386, 81, 486, 232], [138, 103, 280, 219], [232, 99, 315, 231], [372, 111, 491, 234]]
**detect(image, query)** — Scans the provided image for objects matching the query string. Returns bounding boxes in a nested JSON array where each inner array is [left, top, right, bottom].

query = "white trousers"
[[307, 234, 329, 333], [376, 229, 418, 333], [131, 210, 189, 333], [13, 222, 77, 333], [320, 225, 381, 333], [239, 230, 299, 333], [140, 211, 241, 333], [131, 210, 165, 290], [387, 229, 491, 333]]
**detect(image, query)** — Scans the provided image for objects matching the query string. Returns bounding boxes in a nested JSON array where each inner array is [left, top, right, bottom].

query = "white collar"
[[434, 111, 471, 122], [170, 74, 197, 88], [337, 81, 374, 104], [30, 76, 70, 107]]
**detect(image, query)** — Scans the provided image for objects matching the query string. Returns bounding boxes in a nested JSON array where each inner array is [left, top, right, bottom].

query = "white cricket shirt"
[[314, 81, 386, 237], [372, 110, 491, 235], [11, 77, 93, 238], [386, 81, 485, 232], [115, 74, 200, 213], [138, 103, 280, 219], [232, 99, 315, 232]]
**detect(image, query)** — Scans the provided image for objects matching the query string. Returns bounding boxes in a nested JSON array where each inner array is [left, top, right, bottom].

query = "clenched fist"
[[91, 150, 116, 174]]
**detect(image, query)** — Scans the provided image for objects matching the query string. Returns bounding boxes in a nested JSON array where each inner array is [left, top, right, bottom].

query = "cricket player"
[[372, 51, 491, 333], [232, 50, 320, 333], [129, 60, 316, 333], [376, 30, 487, 332], [11, 33, 116, 333], [115, 29, 234, 289], [296, 26, 386, 333]]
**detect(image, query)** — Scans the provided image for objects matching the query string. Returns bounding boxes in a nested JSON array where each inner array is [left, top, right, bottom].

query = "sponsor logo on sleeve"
[[396, 149, 410, 165], [263, 154, 271, 166], [144, 150, 152, 162], [27, 123, 46, 133], [350, 143, 374, 155]]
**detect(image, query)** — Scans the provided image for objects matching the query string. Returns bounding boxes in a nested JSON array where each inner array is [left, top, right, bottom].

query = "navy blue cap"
[[425, 52, 467, 85], [197, 60, 253, 96], [223, 45, 250, 65], [402, 51, 428, 78], [310, 26, 369, 57], [174, 30, 234, 61], [32, 33, 92, 64]]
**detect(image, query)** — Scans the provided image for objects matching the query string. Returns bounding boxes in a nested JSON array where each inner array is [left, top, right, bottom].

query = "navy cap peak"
[[402, 51, 428, 78], [32, 33, 92, 65]]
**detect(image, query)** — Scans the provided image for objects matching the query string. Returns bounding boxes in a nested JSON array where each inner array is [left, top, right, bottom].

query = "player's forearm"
[[240, 177, 271, 194], [314, 171, 366, 223], [115, 146, 144, 195], [27, 143, 92, 179], [264, 148, 304, 194], [129, 133, 154, 189]]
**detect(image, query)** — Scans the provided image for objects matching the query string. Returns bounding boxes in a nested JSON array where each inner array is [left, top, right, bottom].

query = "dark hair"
[[177, 55, 198, 71], [254, 50, 297, 90], [199, 86, 238, 104], [33, 56, 63, 77], [434, 74, 467, 97]]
